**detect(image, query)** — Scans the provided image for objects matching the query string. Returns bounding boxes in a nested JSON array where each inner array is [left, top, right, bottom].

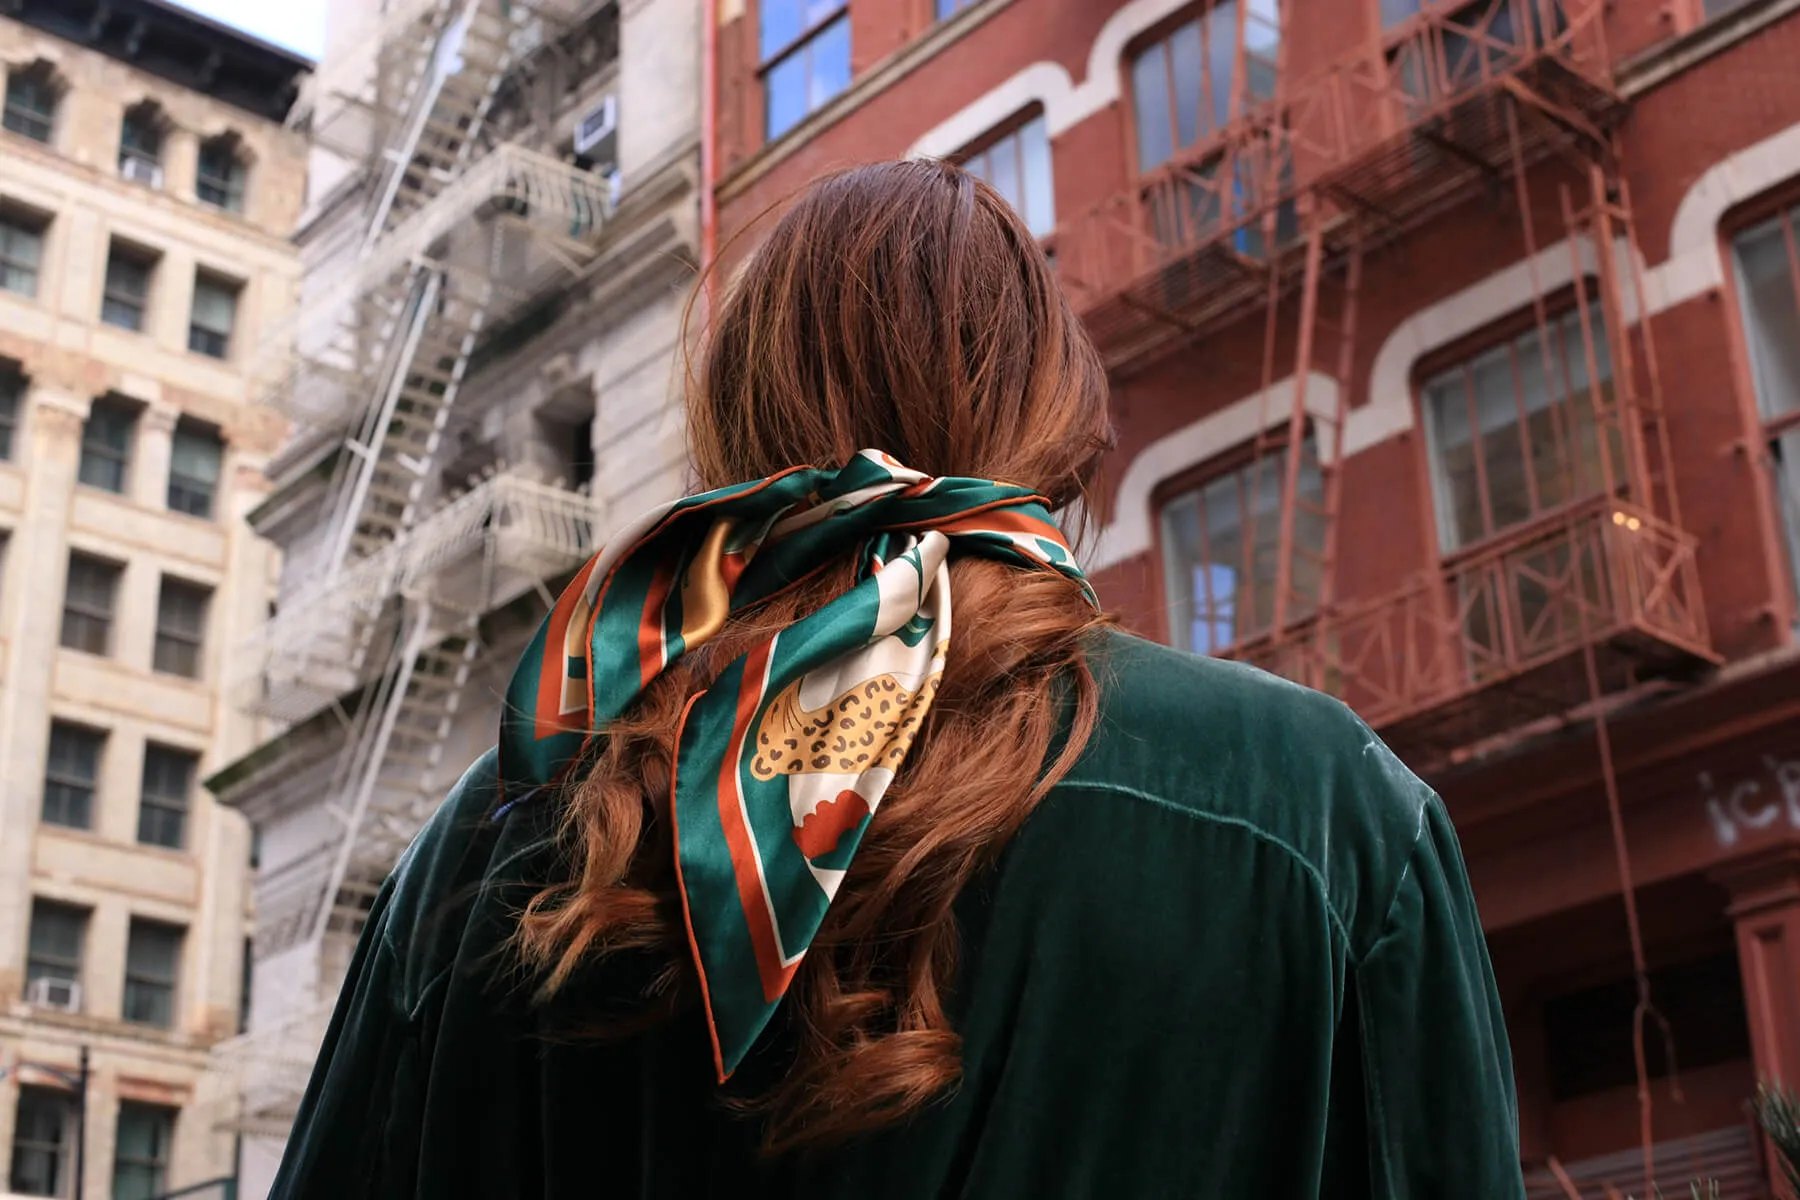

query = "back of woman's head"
[[512, 159, 1112, 1152], [691, 158, 1110, 505]]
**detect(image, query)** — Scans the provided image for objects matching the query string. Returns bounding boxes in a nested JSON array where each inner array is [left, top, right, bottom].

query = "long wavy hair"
[[509, 159, 1114, 1152]]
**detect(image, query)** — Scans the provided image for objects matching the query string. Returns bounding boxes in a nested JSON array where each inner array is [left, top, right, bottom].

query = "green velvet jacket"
[[273, 630, 1524, 1199]]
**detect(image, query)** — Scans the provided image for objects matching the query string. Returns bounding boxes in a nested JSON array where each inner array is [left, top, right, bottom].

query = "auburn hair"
[[509, 159, 1114, 1152]]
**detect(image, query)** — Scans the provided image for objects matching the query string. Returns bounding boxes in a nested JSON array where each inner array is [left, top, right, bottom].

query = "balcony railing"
[[1055, 0, 1616, 363], [235, 473, 605, 722], [259, 145, 617, 433], [1522, 1124, 1764, 1200], [1227, 497, 1714, 763]]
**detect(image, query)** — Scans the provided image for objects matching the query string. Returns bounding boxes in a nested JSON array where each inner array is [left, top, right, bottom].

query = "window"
[[761, 2, 851, 141], [112, 1103, 175, 1200], [10, 1086, 77, 1197], [0, 361, 22, 460], [197, 135, 248, 212], [187, 274, 237, 359], [101, 243, 154, 332], [1702, 0, 1757, 20], [1387, 0, 1548, 105], [168, 420, 223, 516], [936, 0, 979, 15], [25, 901, 86, 996], [43, 723, 103, 829], [138, 744, 196, 849], [123, 920, 182, 1028], [0, 207, 45, 297], [118, 102, 165, 187], [960, 113, 1056, 238], [1733, 206, 1800, 619], [78, 397, 135, 492], [1420, 307, 1617, 552], [154, 577, 210, 677], [3, 62, 58, 143], [61, 553, 120, 654], [1131, 1, 1280, 174], [1159, 439, 1325, 654]]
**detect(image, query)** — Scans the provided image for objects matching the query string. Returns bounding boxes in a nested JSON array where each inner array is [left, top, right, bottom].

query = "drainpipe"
[[700, 0, 719, 322]]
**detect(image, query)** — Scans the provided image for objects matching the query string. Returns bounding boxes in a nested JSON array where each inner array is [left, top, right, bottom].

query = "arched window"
[[119, 101, 167, 188], [3, 60, 63, 144], [197, 133, 249, 212]]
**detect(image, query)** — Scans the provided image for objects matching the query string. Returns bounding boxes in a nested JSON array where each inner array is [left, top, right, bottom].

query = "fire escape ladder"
[[309, 602, 484, 949], [363, 0, 526, 251]]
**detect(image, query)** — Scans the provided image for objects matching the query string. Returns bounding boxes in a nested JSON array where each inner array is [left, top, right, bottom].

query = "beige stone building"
[[0, 3, 308, 1198], [200, 0, 699, 1196]]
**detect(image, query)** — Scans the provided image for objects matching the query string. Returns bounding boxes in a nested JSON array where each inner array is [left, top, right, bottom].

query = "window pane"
[[169, 425, 222, 517], [112, 1104, 173, 1200], [1169, 19, 1205, 149], [765, 52, 807, 140], [1131, 43, 1174, 172], [0, 366, 21, 461], [78, 402, 133, 493], [27, 902, 85, 982], [1203, 4, 1237, 135], [10, 1087, 74, 1198], [3, 72, 56, 143], [61, 555, 118, 654], [124, 921, 181, 1028], [1160, 439, 1323, 654], [43, 724, 101, 829], [101, 250, 150, 331], [987, 130, 1021, 213], [0, 216, 43, 297], [1018, 115, 1055, 236], [1736, 216, 1800, 422], [1382, 0, 1423, 26], [139, 745, 194, 850], [808, 17, 851, 111]]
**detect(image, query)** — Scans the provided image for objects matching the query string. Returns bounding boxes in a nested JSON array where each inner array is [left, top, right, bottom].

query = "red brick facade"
[[712, 0, 1800, 1185]]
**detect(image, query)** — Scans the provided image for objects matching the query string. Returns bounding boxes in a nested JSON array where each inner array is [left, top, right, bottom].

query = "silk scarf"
[[499, 449, 1094, 1079]]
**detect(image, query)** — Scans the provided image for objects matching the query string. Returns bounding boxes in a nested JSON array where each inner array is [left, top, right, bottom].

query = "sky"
[[165, 0, 328, 61]]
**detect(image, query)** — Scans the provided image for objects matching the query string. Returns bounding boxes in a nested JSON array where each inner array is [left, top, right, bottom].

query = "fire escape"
[[1058, 0, 1715, 771], [214, 0, 615, 1139]]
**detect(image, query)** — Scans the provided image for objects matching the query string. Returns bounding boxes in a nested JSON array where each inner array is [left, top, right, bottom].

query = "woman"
[[274, 161, 1523, 1199]]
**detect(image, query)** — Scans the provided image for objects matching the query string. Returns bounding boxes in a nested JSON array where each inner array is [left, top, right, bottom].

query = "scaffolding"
[[1058, 1, 1721, 1189], [220, 0, 617, 1136]]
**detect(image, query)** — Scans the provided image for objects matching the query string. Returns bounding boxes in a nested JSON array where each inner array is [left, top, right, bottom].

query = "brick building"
[[712, 0, 1800, 1190], [0, 2, 309, 1197]]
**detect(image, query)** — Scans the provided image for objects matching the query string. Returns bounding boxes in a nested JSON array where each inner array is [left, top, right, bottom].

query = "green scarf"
[[500, 450, 1094, 1078]]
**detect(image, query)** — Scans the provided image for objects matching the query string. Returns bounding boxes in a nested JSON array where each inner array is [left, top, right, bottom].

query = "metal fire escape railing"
[[1052, 0, 1717, 764], [244, 474, 606, 959]]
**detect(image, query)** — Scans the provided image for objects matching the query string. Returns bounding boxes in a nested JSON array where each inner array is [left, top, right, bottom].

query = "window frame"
[[25, 900, 87, 993], [2, 64, 59, 144], [196, 136, 248, 212], [1126, 0, 1283, 178], [138, 743, 196, 850], [10, 1085, 78, 1197], [186, 273, 238, 360], [122, 919, 183, 1029], [42, 722, 104, 830], [78, 397, 136, 494], [0, 205, 46, 298], [1152, 427, 1327, 655], [112, 1102, 175, 1200], [1726, 193, 1800, 629], [1413, 294, 1619, 560], [153, 575, 210, 678], [956, 108, 1057, 239], [60, 552, 121, 655], [0, 361, 23, 462], [100, 242, 156, 333], [758, 2, 852, 142]]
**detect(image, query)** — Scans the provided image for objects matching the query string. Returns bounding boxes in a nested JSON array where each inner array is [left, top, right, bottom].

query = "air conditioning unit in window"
[[25, 976, 81, 1012], [121, 154, 164, 188], [573, 94, 617, 165]]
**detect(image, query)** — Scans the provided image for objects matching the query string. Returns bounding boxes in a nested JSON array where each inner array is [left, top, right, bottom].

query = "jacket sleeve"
[[269, 878, 423, 1200], [1354, 793, 1526, 1199]]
